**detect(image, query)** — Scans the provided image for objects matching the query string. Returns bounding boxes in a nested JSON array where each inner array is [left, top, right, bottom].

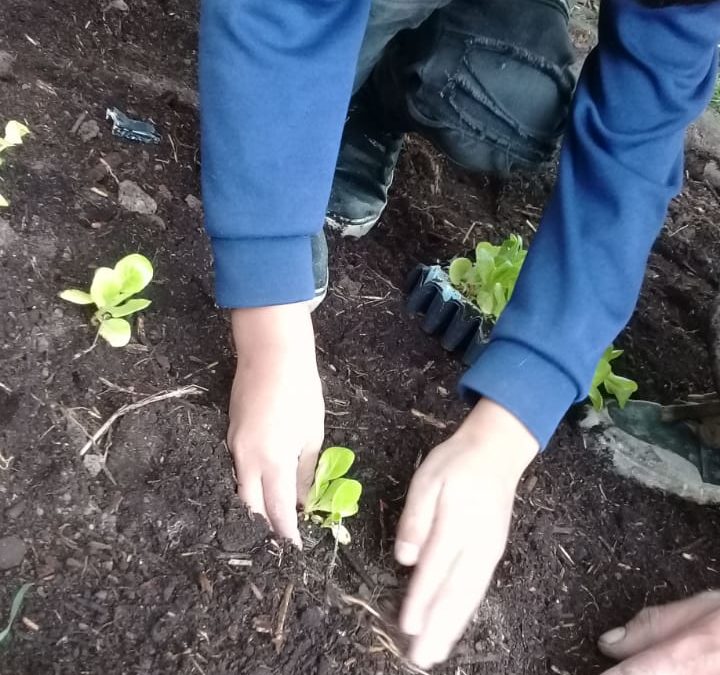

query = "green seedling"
[[304, 446, 362, 545], [448, 234, 639, 409], [449, 234, 527, 320], [59, 253, 153, 347], [711, 76, 720, 113], [589, 345, 638, 411], [0, 583, 32, 647], [0, 120, 30, 208]]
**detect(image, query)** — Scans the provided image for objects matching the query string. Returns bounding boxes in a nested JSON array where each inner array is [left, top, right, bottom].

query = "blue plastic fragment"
[[106, 107, 161, 144]]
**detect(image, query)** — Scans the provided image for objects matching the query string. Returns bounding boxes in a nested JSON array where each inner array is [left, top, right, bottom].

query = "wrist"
[[457, 398, 539, 480], [231, 304, 314, 351]]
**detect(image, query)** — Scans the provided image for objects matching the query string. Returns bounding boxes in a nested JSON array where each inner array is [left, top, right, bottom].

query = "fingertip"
[[395, 540, 420, 567]]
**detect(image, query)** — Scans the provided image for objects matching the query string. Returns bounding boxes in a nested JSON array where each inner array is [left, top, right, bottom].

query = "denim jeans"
[[354, 0, 576, 172]]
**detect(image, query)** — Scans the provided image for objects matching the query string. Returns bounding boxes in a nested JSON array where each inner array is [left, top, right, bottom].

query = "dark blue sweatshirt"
[[199, 0, 720, 448]]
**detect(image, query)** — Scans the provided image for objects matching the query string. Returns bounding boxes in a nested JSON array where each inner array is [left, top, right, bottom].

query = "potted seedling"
[[304, 446, 362, 545], [0, 120, 30, 208], [59, 253, 153, 348], [406, 235, 637, 409]]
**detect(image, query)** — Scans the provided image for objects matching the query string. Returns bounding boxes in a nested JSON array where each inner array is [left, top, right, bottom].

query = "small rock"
[[78, 120, 100, 143], [703, 160, 720, 190], [185, 194, 202, 211], [5, 500, 26, 520], [147, 214, 166, 230], [105, 0, 129, 11], [0, 217, 18, 252], [83, 454, 105, 478], [118, 180, 157, 215], [156, 184, 173, 202], [0, 535, 26, 570], [0, 51, 15, 80]]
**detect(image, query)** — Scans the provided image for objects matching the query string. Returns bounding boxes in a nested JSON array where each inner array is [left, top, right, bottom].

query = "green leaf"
[[603, 373, 638, 409], [0, 194, 7, 208], [98, 318, 131, 347], [90, 267, 122, 308], [312, 478, 362, 517], [114, 254, 153, 296], [448, 258, 472, 286], [59, 289, 94, 305], [107, 298, 151, 318], [0, 583, 32, 646], [305, 446, 355, 511], [3, 121, 30, 147]]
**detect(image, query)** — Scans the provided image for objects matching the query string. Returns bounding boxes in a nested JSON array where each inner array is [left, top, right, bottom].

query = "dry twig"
[[79, 385, 204, 456]]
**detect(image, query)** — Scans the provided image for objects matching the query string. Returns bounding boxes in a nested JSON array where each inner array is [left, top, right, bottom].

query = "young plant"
[[59, 253, 153, 347], [0, 120, 30, 208], [0, 583, 32, 647], [588, 345, 638, 411], [448, 234, 527, 319], [304, 446, 362, 545]]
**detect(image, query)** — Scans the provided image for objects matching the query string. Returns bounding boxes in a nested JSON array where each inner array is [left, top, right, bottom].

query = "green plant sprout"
[[304, 446, 362, 545], [59, 253, 153, 348], [710, 76, 720, 113], [0, 120, 30, 208], [449, 234, 527, 319], [588, 346, 638, 411], [0, 583, 32, 647], [448, 234, 638, 409]]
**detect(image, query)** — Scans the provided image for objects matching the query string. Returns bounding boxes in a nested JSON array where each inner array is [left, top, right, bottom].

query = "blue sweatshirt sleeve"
[[460, 0, 720, 448], [199, 0, 371, 307]]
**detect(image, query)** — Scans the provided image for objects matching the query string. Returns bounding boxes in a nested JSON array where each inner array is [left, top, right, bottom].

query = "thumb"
[[599, 591, 720, 660]]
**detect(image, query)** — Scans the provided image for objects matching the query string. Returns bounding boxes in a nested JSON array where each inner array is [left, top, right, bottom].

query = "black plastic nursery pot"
[[404, 263, 491, 366]]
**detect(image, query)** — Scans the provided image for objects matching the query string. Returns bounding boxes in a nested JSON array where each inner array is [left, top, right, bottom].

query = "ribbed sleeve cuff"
[[211, 235, 315, 308], [459, 339, 579, 449]]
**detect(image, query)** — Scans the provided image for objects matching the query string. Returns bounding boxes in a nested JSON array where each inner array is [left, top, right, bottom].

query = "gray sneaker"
[[325, 88, 403, 238], [307, 230, 329, 312]]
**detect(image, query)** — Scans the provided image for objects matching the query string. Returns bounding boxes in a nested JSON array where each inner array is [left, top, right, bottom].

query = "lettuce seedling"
[[448, 234, 639, 409], [0, 583, 32, 647], [0, 120, 30, 208], [59, 253, 153, 347], [448, 234, 527, 319], [305, 446, 362, 545], [589, 346, 639, 411]]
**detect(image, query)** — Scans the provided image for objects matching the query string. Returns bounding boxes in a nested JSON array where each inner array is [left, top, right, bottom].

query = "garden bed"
[[2, 2, 720, 674]]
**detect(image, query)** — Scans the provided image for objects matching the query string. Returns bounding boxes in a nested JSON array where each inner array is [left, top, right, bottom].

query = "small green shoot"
[[0, 120, 30, 208], [59, 253, 153, 347], [304, 446, 362, 545], [449, 234, 527, 319], [589, 346, 638, 411], [710, 76, 720, 114], [0, 583, 32, 647]]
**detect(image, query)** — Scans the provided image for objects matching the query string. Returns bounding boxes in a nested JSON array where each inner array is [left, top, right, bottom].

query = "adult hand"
[[228, 304, 325, 545], [395, 398, 539, 669], [598, 590, 720, 674]]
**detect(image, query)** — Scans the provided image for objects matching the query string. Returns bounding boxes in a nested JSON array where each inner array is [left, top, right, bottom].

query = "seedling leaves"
[[0, 583, 32, 646]]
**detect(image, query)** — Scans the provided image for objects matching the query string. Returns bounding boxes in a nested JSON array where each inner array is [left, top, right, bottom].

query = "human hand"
[[395, 398, 539, 669], [598, 590, 720, 674], [228, 304, 324, 545]]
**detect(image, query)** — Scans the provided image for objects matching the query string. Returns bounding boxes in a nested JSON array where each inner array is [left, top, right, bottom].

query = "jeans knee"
[[406, 0, 576, 172]]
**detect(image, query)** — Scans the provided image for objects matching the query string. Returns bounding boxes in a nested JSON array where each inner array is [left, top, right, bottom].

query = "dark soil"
[[2, 2, 720, 674]]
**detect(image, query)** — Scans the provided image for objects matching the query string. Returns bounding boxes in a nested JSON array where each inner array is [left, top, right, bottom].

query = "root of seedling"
[[79, 384, 205, 456], [339, 594, 430, 675]]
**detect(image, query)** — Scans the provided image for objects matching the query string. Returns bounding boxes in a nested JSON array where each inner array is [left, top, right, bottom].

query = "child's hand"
[[395, 398, 538, 669], [228, 304, 325, 545]]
